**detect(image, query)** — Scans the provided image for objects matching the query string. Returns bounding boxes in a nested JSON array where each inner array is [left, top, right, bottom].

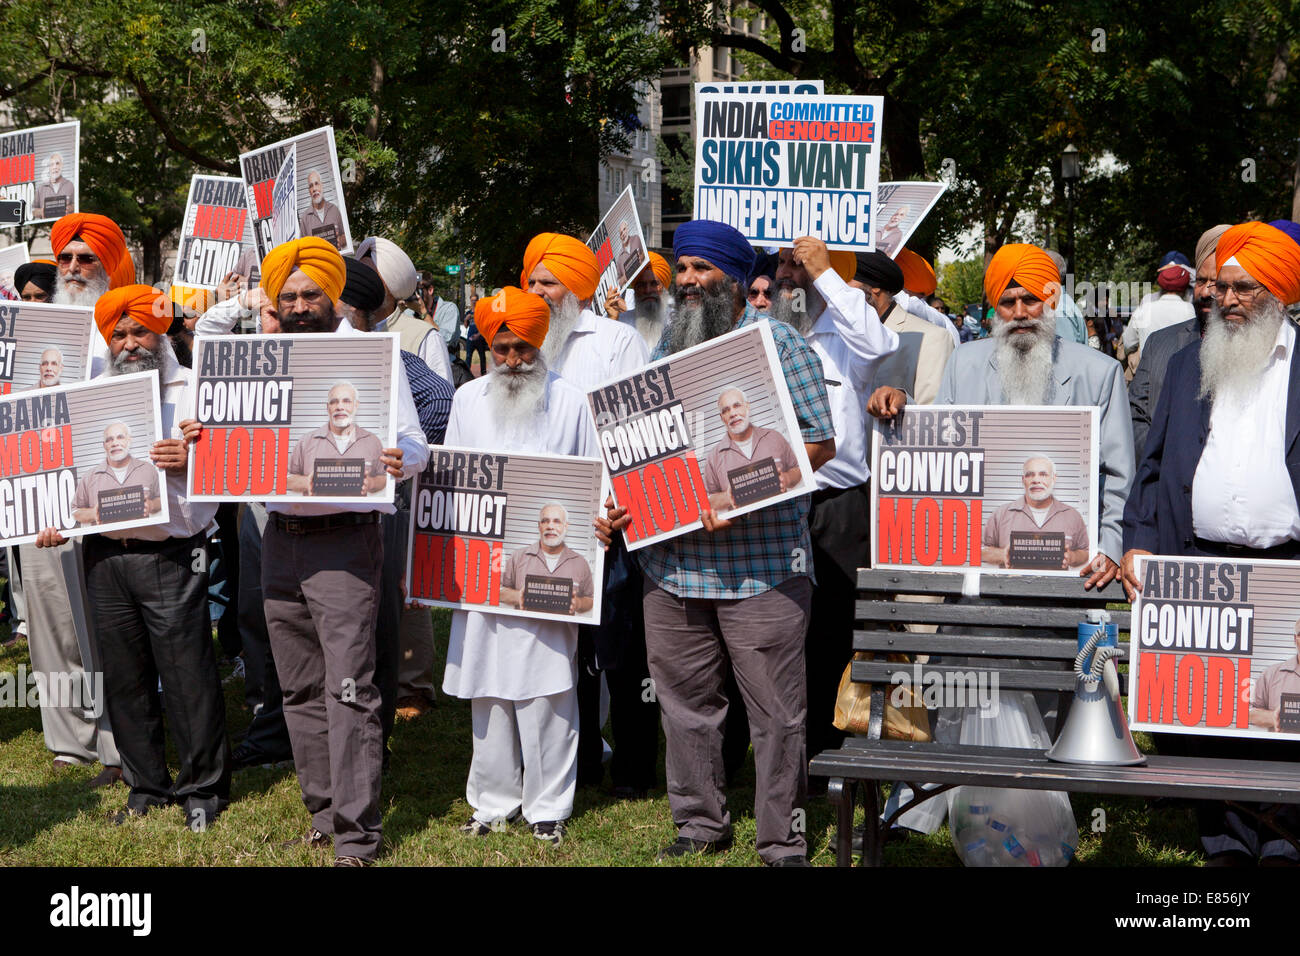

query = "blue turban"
[[1268, 219, 1300, 249], [673, 219, 756, 285], [1158, 250, 1191, 269]]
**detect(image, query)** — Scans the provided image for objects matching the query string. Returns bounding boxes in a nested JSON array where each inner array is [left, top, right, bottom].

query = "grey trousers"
[[642, 575, 811, 863], [263, 520, 384, 860], [19, 541, 119, 767], [398, 606, 435, 701]]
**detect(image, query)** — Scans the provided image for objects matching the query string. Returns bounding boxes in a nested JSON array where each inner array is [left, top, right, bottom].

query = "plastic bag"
[[946, 691, 1079, 866]]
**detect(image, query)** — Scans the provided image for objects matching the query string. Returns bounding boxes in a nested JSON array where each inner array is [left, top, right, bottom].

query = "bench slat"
[[856, 600, 1130, 631], [852, 630, 1131, 662], [851, 660, 1078, 693], [857, 569, 1129, 603]]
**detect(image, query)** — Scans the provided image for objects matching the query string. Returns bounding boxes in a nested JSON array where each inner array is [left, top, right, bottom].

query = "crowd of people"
[[5, 203, 1300, 867]]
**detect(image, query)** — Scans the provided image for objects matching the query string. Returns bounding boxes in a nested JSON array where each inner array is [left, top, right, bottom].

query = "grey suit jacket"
[[935, 337, 1134, 564], [1128, 318, 1199, 460]]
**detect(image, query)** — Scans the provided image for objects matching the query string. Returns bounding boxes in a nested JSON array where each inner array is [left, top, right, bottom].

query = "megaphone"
[[1046, 624, 1146, 766]]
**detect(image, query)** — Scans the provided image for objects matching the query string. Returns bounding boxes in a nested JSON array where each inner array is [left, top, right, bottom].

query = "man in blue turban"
[[600, 218, 837, 865]]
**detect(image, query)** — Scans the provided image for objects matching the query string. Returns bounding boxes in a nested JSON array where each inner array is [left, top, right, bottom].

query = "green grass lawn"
[[0, 609, 1204, 867]]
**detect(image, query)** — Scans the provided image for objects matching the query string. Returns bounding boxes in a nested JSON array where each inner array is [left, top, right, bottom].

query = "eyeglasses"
[[277, 290, 325, 306], [1214, 280, 1266, 300], [1193, 276, 1217, 290], [57, 253, 98, 266]]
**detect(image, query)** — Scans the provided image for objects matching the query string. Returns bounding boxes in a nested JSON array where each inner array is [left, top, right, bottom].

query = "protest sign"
[[0, 120, 79, 225], [0, 302, 94, 395], [693, 90, 884, 250], [239, 126, 352, 259], [406, 446, 605, 625], [170, 175, 259, 314], [0, 242, 28, 297], [186, 332, 399, 503], [587, 185, 648, 315], [1130, 556, 1300, 741], [0, 371, 169, 546], [695, 80, 824, 96], [871, 405, 1099, 574], [270, 145, 299, 249], [873, 181, 948, 257], [590, 320, 815, 551]]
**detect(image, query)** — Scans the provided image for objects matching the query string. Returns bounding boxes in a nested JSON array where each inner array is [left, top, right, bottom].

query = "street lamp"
[[1061, 144, 1080, 273]]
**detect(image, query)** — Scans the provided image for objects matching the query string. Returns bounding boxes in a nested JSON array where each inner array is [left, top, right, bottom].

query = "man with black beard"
[[254, 237, 428, 866], [1123, 220, 1300, 865], [521, 231, 651, 796], [601, 219, 836, 865], [766, 237, 898, 765], [442, 287, 597, 845], [37, 285, 228, 829], [1130, 224, 1232, 457], [869, 242, 1130, 589]]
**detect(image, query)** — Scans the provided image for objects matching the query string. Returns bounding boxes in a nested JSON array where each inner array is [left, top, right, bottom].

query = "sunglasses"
[[747, 286, 771, 300], [57, 253, 99, 266]]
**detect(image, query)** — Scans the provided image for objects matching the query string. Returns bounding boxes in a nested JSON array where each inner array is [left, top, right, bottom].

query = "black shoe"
[[232, 741, 293, 771], [281, 827, 332, 850], [656, 835, 733, 860], [766, 854, 812, 867], [87, 766, 124, 789]]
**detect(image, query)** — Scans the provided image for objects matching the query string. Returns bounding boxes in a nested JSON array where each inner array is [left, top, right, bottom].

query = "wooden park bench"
[[808, 569, 1300, 866]]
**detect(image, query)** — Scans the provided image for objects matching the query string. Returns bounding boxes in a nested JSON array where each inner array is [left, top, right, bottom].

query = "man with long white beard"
[[442, 287, 597, 845], [868, 242, 1131, 589], [521, 231, 651, 796], [1122, 220, 1300, 866], [765, 237, 897, 765], [50, 213, 137, 377], [607, 251, 674, 351], [601, 218, 836, 865]]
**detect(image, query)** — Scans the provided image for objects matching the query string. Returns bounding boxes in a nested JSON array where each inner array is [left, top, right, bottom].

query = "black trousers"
[[805, 483, 872, 760], [213, 502, 241, 659], [237, 505, 293, 758], [374, 492, 411, 753], [84, 532, 230, 819]]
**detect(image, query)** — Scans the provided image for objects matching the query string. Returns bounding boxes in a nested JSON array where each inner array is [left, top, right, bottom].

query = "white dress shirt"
[[441, 371, 599, 700], [811, 270, 899, 489], [1193, 319, 1300, 547], [267, 318, 429, 516], [895, 291, 962, 349], [548, 308, 650, 390], [95, 341, 218, 540], [195, 295, 254, 336], [1124, 293, 1194, 353]]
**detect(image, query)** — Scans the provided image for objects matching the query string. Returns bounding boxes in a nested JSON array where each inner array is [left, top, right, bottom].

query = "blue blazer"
[[1123, 336, 1300, 553]]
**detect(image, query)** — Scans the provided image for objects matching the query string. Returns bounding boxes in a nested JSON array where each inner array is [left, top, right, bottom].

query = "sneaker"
[[656, 835, 733, 860], [531, 821, 567, 846], [281, 827, 332, 850], [460, 817, 493, 837], [222, 657, 246, 685], [333, 855, 372, 867]]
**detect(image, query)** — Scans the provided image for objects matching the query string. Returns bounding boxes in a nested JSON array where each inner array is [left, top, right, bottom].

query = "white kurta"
[[441, 371, 599, 700], [548, 308, 649, 390]]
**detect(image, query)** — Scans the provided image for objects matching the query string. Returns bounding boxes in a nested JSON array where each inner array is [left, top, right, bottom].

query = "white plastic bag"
[[946, 691, 1079, 866]]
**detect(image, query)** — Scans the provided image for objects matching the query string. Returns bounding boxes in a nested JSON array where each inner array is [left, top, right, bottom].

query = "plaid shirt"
[[639, 319, 834, 599]]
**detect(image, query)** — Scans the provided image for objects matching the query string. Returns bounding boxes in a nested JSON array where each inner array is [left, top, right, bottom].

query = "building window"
[[604, 164, 613, 195]]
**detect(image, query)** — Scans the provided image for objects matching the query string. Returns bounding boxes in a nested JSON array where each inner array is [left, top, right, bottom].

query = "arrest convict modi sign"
[[1130, 557, 1300, 741], [871, 405, 1099, 575], [186, 333, 399, 503], [0, 372, 169, 546], [406, 446, 606, 626], [693, 90, 883, 250], [590, 321, 815, 551]]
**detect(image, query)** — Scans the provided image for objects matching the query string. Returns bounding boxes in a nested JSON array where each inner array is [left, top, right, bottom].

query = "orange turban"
[[983, 243, 1060, 305], [50, 213, 136, 289], [520, 233, 600, 301], [827, 250, 857, 283], [93, 284, 171, 342], [1216, 222, 1300, 306], [259, 237, 347, 304], [475, 286, 550, 350], [895, 248, 937, 296], [646, 251, 672, 290]]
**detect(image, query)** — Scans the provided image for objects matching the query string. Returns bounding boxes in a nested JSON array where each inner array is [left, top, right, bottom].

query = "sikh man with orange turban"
[[1122, 222, 1300, 865], [36, 284, 231, 831], [441, 286, 598, 846], [51, 212, 138, 375], [869, 241, 1132, 590], [520, 231, 648, 388], [605, 250, 675, 350], [254, 237, 428, 866]]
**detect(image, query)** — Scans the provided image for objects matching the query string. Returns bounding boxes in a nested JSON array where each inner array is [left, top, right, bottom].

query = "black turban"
[[14, 261, 56, 298], [853, 252, 904, 294], [341, 256, 386, 313]]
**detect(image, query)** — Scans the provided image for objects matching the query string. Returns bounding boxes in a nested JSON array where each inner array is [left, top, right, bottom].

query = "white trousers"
[[468, 690, 578, 825]]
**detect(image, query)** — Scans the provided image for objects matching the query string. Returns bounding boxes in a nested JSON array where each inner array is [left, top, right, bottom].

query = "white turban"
[[356, 235, 418, 300]]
